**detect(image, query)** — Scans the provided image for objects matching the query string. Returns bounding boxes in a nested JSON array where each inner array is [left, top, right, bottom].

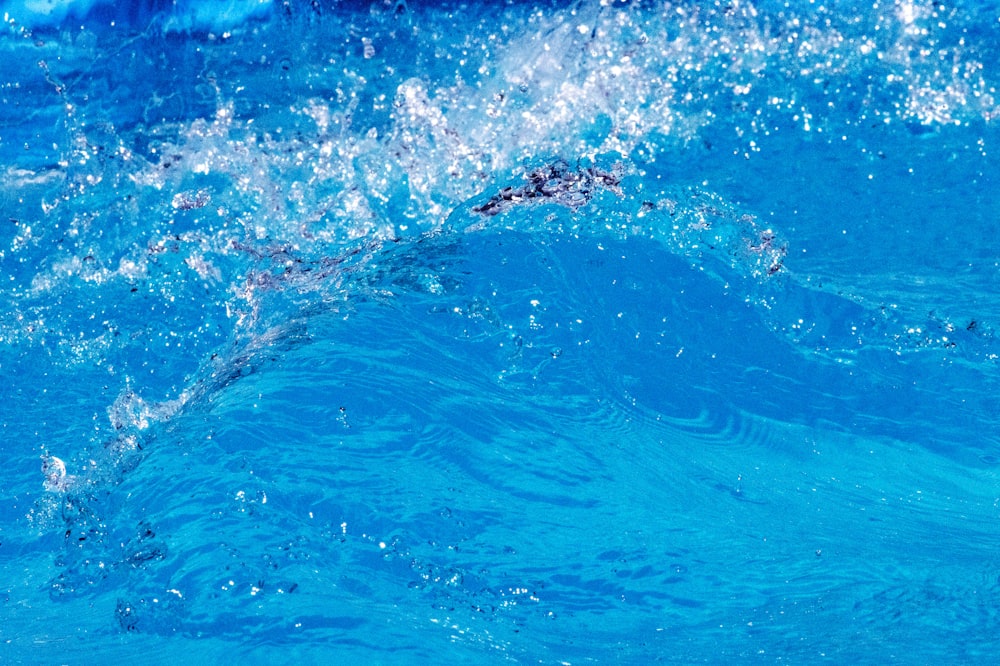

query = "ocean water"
[[2, 0, 1000, 662]]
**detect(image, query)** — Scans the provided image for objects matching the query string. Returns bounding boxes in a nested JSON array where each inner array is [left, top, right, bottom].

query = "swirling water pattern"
[[2, 0, 1000, 662]]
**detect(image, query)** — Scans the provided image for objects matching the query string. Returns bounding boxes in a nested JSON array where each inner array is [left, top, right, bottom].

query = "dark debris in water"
[[472, 160, 624, 217]]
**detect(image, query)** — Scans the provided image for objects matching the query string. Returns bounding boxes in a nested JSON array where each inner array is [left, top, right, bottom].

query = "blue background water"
[[2, 0, 1000, 662]]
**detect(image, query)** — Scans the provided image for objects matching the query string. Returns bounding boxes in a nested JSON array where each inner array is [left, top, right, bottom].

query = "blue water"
[[2, 0, 1000, 662]]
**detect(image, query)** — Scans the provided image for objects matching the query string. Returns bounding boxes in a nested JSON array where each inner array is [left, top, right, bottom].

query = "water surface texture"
[[2, 0, 1000, 662]]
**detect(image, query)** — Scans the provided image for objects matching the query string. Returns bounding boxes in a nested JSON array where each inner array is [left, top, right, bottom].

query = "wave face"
[[3, 0, 1000, 662]]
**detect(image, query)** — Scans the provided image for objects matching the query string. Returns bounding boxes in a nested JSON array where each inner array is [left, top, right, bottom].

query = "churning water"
[[2, 0, 1000, 662]]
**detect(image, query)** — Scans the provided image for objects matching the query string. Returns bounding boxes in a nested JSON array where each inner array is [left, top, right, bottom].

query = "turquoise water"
[[2, 0, 1000, 662]]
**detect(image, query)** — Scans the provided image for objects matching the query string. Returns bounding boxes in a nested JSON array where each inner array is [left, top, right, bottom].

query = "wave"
[[5, 0, 1000, 659]]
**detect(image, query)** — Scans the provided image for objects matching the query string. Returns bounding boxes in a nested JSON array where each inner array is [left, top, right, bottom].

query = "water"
[[2, 0, 1000, 662]]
